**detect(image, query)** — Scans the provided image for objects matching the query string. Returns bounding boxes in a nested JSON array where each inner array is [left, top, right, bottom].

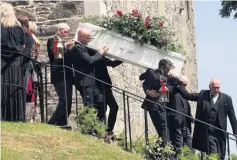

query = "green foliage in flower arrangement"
[[99, 10, 184, 53], [75, 107, 107, 138], [80, 10, 184, 54]]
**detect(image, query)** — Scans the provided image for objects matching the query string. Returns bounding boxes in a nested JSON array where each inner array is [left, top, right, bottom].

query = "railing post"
[[44, 66, 48, 122], [201, 152, 204, 160], [75, 87, 78, 115], [236, 136, 237, 152], [72, 65, 78, 117], [163, 101, 168, 146], [62, 62, 69, 126], [123, 91, 128, 150], [227, 133, 230, 160], [126, 95, 132, 151], [39, 69, 45, 123], [102, 84, 107, 125], [144, 106, 149, 146]]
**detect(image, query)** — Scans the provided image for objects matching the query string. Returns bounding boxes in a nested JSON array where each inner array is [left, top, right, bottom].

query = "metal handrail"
[[48, 64, 237, 139]]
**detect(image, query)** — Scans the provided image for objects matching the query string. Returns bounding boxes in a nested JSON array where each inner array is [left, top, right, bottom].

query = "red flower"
[[145, 16, 150, 22], [117, 10, 123, 16], [144, 17, 150, 29], [162, 40, 166, 45], [159, 21, 164, 27], [144, 23, 149, 29], [132, 9, 140, 17], [53, 39, 58, 54]]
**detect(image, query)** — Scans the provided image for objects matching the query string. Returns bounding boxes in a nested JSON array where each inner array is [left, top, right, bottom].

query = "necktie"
[[210, 96, 214, 107]]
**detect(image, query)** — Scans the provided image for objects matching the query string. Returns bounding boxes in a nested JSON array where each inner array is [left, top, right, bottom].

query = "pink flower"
[[162, 40, 167, 45], [117, 10, 123, 16], [159, 21, 164, 27], [132, 9, 140, 17]]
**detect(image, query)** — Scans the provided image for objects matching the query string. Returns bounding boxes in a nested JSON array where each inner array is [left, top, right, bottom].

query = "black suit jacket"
[[139, 68, 153, 81], [177, 87, 237, 153], [69, 41, 103, 86], [168, 92, 193, 132], [47, 37, 71, 84], [140, 69, 180, 111], [86, 47, 123, 88], [95, 57, 123, 88]]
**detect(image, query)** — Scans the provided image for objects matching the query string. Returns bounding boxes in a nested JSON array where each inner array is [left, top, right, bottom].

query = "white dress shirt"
[[211, 94, 219, 105]]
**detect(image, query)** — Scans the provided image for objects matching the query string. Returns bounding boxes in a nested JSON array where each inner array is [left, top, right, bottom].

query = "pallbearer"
[[139, 59, 181, 147]]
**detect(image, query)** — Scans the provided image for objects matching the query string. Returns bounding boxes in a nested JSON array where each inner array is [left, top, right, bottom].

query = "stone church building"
[[10, 0, 198, 138]]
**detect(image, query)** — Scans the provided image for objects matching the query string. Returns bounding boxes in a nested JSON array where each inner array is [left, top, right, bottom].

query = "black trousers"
[[169, 116, 192, 152], [208, 130, 226, 160], [97, 86, 119, 133], [48, 80, 73, 126], [76, 85, 103, 107], [148, 106, 169, 146]]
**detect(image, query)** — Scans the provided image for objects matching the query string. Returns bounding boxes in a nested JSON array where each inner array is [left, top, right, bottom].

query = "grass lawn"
[[1, 122, 144, 160]]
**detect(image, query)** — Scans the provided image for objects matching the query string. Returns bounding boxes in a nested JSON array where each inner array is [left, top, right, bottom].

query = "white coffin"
[[74, 23, 186, 74]]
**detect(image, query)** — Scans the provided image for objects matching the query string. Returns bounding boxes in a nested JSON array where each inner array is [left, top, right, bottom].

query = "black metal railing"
[[1, 48, 237, 159], [1, 49, 46, 123]]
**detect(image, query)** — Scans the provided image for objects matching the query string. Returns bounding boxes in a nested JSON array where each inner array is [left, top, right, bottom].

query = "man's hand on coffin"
[[98, 46, 109, 55], [146, 90, 159, 98]]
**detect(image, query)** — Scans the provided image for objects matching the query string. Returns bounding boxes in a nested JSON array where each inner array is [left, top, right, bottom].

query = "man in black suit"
[[47, 23, 74, 126], [176, 78, 237, 159], [140, 59, 178, 146], [168, 75, 193, 154], [69, 28, 108, 108], [92, 52, 123, 135]]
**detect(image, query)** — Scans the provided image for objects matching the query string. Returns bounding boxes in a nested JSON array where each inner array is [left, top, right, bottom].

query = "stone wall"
[[9, 0, 198, 139], [164, 0, 198, 114]]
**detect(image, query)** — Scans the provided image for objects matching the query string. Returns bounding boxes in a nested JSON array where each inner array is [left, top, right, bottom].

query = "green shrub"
[[118, 133, 174, 160], [177, 146, 199, 160], [231, 154, 237, 160], [177, 146, 220, 160], [75, 107, 107, 138]]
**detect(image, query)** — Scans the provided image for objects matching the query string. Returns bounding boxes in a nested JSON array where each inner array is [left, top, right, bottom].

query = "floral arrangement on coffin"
[[96, 9, 183, 53]]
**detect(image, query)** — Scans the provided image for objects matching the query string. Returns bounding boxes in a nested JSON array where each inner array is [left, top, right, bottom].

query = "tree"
[[219, 1, 237, 19]]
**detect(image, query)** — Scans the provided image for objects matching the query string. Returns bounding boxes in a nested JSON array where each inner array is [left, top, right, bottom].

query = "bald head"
[[209, 78, 220, 96], [77, 28, 92, 45], [209, 78, 220, 86], [180, 75, 188, 84], [179, 75, 189, 89]]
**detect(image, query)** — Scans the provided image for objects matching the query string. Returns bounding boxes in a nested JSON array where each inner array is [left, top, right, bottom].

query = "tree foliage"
[[219, 1, 237, 19]]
